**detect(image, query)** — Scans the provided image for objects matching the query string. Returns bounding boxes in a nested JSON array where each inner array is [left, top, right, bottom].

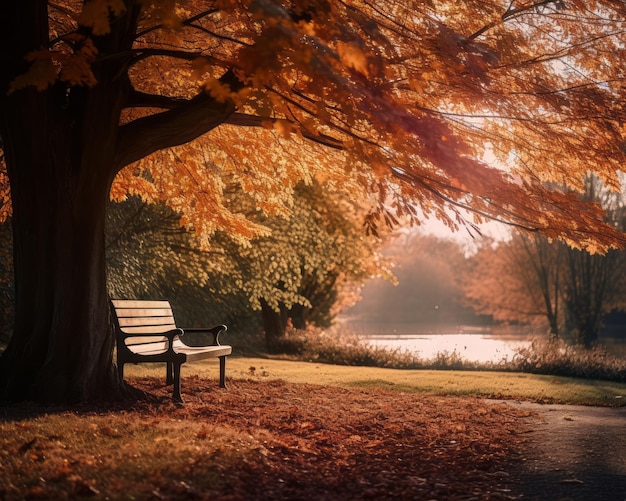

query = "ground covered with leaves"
[[0, 377, 535, 500]]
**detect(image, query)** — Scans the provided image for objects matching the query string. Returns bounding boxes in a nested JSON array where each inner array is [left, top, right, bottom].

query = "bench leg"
[[172, 363, 183, 402], [117, 361, 125, 381], [219, 356, 227, 389], [166, 362, 174, 385]]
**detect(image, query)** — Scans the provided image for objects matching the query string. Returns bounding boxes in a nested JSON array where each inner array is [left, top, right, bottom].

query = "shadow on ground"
[[502, 401, 626, 501]]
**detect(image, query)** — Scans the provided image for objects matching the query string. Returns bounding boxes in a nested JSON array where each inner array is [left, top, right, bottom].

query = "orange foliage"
[[3, 0, 626, 250]]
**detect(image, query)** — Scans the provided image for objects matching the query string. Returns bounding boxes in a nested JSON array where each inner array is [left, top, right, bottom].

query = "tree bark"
[[260, 299, 289, 354], [0, 1, 240, 402], [0, 2, 130, 401], [0, 85, 123, 401]]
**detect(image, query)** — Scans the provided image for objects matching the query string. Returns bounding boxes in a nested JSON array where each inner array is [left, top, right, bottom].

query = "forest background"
[[4, 178, 626, 361]]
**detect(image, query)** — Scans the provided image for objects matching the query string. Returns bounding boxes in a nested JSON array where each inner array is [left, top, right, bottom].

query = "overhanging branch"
[[114, 71, 241, 171], [469, 0, 564, 40], [225, 113, 344, 150], [125, 89, 186, 109]]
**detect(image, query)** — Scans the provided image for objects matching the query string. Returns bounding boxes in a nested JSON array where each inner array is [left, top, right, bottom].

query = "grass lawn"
[[2, 357, 625, 500], [126, 355, 626, 406]]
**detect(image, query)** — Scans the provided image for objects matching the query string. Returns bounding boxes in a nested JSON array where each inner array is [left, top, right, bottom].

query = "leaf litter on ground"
[[0, 376, 536, 500]]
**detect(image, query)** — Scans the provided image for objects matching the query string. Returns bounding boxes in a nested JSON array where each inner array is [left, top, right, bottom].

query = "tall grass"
[[509, 337, 626, 382], [273, 325, 626, 382]]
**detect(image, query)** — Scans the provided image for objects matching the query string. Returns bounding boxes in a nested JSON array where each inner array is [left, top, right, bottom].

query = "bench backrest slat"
[[111, 299, 179, 347], [127, 341, 169, 353], [111, 299, 171, 309], [115, 308, 173, 317], [125, 335, 170, 346], [117, 316, 176, 327]]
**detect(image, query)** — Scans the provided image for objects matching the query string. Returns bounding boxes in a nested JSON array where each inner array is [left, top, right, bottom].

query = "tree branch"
[[114, 70, 242, 171], [122, 48, 228, 69], [134, 8, 219, 40], [468, 0, 564, 40], [224, 113, 344, 150], [125, 89, 186, 109]]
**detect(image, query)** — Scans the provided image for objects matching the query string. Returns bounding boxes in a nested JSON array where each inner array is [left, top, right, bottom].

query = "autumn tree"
[[463, 232, 563, 335], [106, 195, 229, 305], [464, 177, 626, 344], [106, 180, 389, 353], [2, 1, 626, 402], [229, 181, 391, 352], [562, 243, 626, 346], [561, 177, 626, 346]]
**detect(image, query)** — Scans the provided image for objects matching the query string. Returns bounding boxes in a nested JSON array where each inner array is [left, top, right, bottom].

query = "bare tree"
[[464, 176, 626, 346]]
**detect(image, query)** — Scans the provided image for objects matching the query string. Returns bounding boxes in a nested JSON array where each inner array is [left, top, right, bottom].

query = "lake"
[[360, 331, 529, 363], [343, 322, 626, 362]]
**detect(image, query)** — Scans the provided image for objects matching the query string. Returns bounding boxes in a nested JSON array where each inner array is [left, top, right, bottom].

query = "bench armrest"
[[181, 325, 228, 346]]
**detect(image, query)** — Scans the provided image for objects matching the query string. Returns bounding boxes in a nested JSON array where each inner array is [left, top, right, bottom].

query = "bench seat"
[[111, 299, 231, 401], [128, 339, 232, 360]]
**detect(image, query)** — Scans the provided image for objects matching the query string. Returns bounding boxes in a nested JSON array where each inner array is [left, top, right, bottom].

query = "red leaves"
[[131, 378, 529, 498], [0, 377, 534, 499], [5, 0, 626, 254]]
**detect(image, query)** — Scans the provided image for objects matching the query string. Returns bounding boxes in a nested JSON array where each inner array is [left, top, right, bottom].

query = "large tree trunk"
[[0, 81, 124, 401], [0, 1, 237, 402], [0, 189, 120, 401], [0, 2, 130, 401]]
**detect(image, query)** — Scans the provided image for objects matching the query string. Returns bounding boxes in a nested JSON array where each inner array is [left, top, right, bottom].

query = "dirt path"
[[501, 401, 626, 501]]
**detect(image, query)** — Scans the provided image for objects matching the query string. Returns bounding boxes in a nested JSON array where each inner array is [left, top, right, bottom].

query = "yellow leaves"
[[203, 78, 233, 103], [336, 42, 369, 76], [9, 51, 57, 94], [60, 38, 98, 87], [79, 0, 126, 35], [110, 167, 157, 203]]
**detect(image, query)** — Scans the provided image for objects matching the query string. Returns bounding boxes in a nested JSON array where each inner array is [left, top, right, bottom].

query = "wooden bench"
[[110, 299, 231, 401]]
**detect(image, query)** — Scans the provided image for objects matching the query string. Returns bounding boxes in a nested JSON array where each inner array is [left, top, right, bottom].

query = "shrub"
[[275, 326, 626, 382], [510, 337, 626, 382]]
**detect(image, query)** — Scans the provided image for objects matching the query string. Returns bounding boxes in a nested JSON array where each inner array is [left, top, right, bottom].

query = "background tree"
[[344, 232, 481, 330], [106, 179, 390, 353], [463, 177, 626, 344], [235, 181, 391, 352], [463, 233, 563, 335], [2, 1, 626, 402], [106, 196, 239, 325], [561, 177, 626, 346]]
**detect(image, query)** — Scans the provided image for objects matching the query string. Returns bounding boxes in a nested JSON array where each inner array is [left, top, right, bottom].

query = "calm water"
[[347, 322, 626, 362], [362, 332, 529, 363]]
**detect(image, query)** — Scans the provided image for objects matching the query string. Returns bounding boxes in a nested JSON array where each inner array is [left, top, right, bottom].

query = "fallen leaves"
[[0, 377, 532, 500]]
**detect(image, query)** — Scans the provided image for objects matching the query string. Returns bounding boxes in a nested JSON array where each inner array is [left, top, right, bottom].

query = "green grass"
[[3, 331, 625, 405], [247, 326, 626, 383], [124, 356, 626, 406]]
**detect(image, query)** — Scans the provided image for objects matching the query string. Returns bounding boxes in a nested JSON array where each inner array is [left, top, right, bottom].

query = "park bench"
[[110, 299, 231, 402]]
